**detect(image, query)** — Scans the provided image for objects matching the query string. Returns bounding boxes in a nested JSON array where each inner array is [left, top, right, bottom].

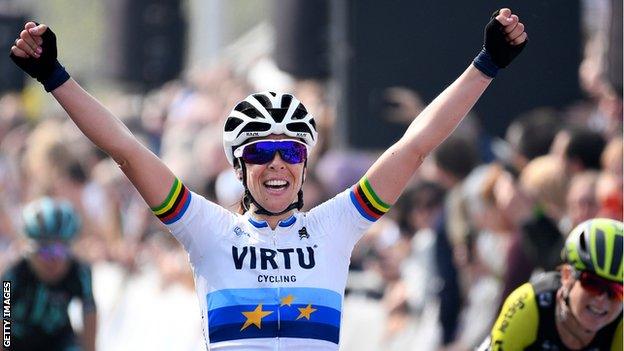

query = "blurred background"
[[0, 0, 621, 350]]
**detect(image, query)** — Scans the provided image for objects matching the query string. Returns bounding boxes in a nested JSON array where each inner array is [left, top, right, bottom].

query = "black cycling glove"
[[10, 26, 70, 92], [473, 10, 528, 78]]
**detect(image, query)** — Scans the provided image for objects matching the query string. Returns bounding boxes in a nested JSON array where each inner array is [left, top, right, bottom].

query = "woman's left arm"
[[364, 8, 528, 204]]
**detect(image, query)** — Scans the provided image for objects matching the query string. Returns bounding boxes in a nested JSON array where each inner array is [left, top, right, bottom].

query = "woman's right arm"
[[51, 79, 176, 207], [11, 22, 175, 207]]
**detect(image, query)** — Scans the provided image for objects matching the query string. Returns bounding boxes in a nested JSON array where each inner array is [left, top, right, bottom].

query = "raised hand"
[[10, 22, 45, 58], [473, 8, 528, 77], [495, 8, 528, 47], [10, 22, 70, 92]]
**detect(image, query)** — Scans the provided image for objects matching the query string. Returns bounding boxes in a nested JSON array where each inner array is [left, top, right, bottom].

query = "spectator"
[[565, 171, 600, 231], [560, 127, 606, 174]]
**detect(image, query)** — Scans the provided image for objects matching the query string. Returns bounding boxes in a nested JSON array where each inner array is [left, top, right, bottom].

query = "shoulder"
[[1, 257, 28, 282], [307, 187, 373, 224], [529, 271, 560, 309], [68, 257, 91, 273], [66, 258, 93, 287], [489, 282, 540, 350], [529, 271, 561, 293]]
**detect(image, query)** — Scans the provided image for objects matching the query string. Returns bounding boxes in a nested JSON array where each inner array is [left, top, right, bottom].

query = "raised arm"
[[10, 22, 175, 207], [364, 8, 528, 204]]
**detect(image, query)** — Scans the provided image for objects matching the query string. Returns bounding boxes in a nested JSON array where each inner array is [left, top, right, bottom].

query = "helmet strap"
[[238, 160, 305, 217]]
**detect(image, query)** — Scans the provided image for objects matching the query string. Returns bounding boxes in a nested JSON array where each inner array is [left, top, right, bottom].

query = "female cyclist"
[[10, 8, 527, 350], [1, 198, 96, 351], [479, 218, 623, 350]]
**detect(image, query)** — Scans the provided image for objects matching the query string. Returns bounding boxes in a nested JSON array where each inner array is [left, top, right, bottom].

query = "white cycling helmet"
[[223, 91, 318, 166]]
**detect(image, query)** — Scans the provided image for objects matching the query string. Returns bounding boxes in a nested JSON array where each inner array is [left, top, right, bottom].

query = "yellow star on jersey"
[[280, 294, 295, 307], [296, 304, 317, 320], [240, 304, 273, 331]]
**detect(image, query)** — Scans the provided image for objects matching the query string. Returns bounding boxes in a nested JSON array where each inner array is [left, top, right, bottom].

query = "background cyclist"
[[479, 218, 623, 350], [1, 197, 96, 351]]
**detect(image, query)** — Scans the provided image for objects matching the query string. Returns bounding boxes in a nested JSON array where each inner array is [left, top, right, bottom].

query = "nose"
[[267, 152, 286, 169]]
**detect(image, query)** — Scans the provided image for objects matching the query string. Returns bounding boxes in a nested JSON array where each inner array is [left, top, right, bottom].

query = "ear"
[[560, 264, 575, 289]]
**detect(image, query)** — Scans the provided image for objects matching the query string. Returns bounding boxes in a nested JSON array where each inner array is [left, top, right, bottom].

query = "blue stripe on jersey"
[[208, 303, 340, 328], [206, 288, 342, 344], [349, 191, 377, 222], [278, 215, 296, 227], [207, 287, 342, 311], [209, 321, 339, 344], [247, 217, 269, 228], [280, 321, 339, 344], [247, 215, 297, 228], [279, 303, 341, 325], [161, 191, 192, 225]]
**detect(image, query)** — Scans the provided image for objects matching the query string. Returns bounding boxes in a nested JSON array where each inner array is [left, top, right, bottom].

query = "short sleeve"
[[152, 181, 235, 264], [487, 283, 539, 351], [307, 179, 391, 255]]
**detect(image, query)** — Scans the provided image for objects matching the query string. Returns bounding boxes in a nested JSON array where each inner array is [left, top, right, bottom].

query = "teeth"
[[264, 180, 288, 187]]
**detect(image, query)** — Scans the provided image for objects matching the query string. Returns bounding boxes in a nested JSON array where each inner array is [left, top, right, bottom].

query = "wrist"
[[41, 61, 70, 92], [472, 47, 499, 78]]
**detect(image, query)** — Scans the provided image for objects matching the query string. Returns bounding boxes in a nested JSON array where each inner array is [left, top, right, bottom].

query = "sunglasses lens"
[[278, 142, 307, 164], [241, 141, 307, 165], [37, 243, 70, 260], [241, 143, 276, 164], [579, 272, 623, 301]]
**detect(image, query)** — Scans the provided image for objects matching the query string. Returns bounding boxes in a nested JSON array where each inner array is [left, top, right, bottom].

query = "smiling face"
[[242, 135, 306, 216], [562, 266, 623, 332]]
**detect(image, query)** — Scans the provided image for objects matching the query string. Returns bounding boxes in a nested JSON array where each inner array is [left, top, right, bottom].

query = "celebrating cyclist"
[[10, 8, 526, 350]]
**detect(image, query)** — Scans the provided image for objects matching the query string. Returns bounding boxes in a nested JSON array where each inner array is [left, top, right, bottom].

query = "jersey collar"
[[247, 214, 297, 229]]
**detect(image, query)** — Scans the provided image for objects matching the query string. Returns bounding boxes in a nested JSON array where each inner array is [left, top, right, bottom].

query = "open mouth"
[[263, 179, 289, 190]]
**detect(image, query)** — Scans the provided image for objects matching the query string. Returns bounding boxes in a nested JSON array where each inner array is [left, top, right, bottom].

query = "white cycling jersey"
[[152, 177, 390, 350]]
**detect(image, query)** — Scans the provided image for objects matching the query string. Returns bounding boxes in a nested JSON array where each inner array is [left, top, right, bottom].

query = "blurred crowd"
[[0, 1, 622, 350]]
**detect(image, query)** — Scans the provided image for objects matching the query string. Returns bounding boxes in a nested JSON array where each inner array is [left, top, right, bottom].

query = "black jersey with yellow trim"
[[478, 272, 622, 351]]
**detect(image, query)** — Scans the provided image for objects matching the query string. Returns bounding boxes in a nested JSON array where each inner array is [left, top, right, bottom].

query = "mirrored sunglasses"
[[234, 139, 308, 165], [575, 270, 623, 301]]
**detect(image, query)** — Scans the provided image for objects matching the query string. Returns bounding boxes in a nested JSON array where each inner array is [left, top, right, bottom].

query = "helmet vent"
[[291, 105, 308, 120], [281, 94, 293, 107], [234, 101, 253, 112], [35, 211, 46, 237], [268, 108, 287, 123], [235, 102, 265, 120], [610, 234, 623, 277], [253, 94, 272, 109], [288, 122, 314, 139], [54, 207, 64, 237], [224, 117, 244, 132], [579, 231, 588, 252], [238, 122, 272, 137], [595, 229, 606, 269]]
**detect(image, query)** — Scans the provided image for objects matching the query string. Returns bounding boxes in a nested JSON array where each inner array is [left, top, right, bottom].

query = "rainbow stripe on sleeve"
[[349, 177, 391, 222], [151, 178, 191, 225]]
